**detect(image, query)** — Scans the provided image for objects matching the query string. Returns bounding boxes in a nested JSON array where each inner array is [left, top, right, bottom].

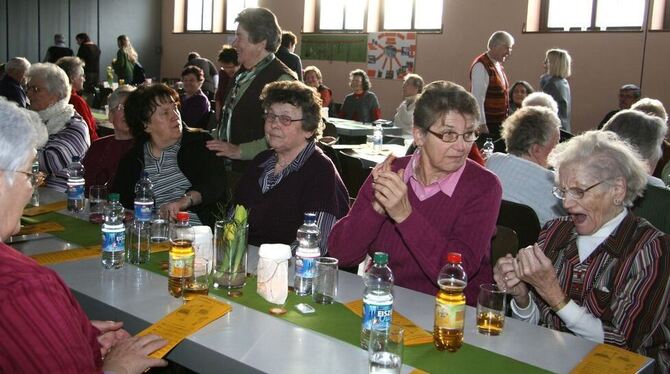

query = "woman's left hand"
[[205, 139, 241, 159], [372, 168, 412, 223], [159, 201, 182, 221], [514, 244, 565, 306]]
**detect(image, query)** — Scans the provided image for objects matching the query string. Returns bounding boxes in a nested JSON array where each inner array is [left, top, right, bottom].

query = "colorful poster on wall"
[[367, 32, 416, 80]]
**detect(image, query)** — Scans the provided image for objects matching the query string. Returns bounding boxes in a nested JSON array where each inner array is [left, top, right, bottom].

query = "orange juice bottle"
[[434, 252, 467, 352]]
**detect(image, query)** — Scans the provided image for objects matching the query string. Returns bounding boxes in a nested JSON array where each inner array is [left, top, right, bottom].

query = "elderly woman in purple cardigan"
[[328, 81, 502, 305]]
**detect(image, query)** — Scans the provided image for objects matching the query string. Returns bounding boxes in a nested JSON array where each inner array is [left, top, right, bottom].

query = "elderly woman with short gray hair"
[[394, 73, 425, 135], [26, 62, 90, 192], [494, 130, 670, 371], [486, 106, 564, 225], [603, 109, 667, 188]]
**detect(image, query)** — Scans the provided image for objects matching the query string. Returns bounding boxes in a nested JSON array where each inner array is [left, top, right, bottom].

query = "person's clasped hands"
[[371, 155, 412, 223], [493, 243, 565, 308], [92, 320, 168, 374]]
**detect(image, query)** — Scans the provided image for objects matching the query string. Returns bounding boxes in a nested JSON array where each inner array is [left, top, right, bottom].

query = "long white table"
[[21, 188, 655, 373], [327, 117, 405, 137]]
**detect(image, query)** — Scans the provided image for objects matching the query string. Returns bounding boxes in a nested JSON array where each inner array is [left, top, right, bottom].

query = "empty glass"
[[368, 324, 404, 374], [312, 257, 338, 304], [88, 185, 107, 223]]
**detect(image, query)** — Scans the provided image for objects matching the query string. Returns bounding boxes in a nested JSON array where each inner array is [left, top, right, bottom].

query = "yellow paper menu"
[[31, 245, 101, 265], [570, 343, 648, 374], [345, 300, 433, 345], [23, 201, 67, 216], [137, 295, 232, 359]]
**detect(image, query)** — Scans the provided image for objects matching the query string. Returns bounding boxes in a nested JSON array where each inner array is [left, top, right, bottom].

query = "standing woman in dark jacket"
[[540, 49, 572, 132], [112, 35, 137, 84], [113, 84, 227, 227]]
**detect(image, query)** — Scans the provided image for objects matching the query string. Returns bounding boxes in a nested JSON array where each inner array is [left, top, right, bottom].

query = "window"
[[382, 0, 443, 31], [225, 0, 259, 32], [541, 0, 646, 31], [318, 0, 368, 31], [186, 0, 213, 32]]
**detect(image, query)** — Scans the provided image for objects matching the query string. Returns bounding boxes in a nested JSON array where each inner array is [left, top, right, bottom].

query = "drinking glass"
[[476, 283, 506, 335], [88, 185, 107, 223], [312, 257, 338, 304], [365, 135, 374, 151], [150, 218, 170, 252], [368, 324, 404, 374], [184, 257, 210, 302]]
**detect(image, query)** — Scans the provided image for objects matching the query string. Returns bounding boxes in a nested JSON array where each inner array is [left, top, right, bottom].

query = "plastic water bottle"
[[30, 159, 40, 206], [434, 252, 468, 352], [66, 156, 85, 212], [294, 212, 321, 296], [372, 124, 383, 154], [169, 212, 195, 297], [360, 252, 394, 349], [101, 193, 126, 269], [482, 138, 494, 160], [134, 172, 154, 222]]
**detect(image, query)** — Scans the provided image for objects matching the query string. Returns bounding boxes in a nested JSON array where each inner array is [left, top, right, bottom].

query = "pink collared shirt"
[[403, 151, 466, 201]]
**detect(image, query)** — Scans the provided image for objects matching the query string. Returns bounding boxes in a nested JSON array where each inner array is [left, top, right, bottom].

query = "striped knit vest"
[[470, 53, 509, 125]]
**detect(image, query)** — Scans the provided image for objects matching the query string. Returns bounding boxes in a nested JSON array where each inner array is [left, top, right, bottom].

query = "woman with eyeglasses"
[[82, 85, 135, 194], [494, 131, 670, 371], [113, 84, 227, 227], [329, 81, 502, 304], [26, 63, 90, 192], [232, 80, 349, 249]]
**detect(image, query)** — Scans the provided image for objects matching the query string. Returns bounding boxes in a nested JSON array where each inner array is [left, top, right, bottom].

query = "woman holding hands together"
[[494, 131, 670, 372]]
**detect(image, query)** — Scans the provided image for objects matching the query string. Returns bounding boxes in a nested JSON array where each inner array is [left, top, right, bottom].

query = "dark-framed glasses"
[[425, 128, 479, 143], [263, 111, 303, 126], [552, 180, 607, 200]]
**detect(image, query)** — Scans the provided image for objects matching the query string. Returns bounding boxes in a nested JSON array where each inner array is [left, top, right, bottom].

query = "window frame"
[[316, 0, 369, 33], [379, 0, 443, 33], [184, 0, 215, 33], [538, 0, 647, 32]]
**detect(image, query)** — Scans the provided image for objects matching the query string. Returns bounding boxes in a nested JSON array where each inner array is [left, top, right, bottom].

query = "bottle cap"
[[447, 252, 462, 264], [373, 252, 389, 266], [303, 212, 317, 224], [107, 193, 119, 202], [176, 211, 190, 221]]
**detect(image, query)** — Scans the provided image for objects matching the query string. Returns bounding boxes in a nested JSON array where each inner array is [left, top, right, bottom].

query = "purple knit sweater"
[[328, 157, 502, 305]]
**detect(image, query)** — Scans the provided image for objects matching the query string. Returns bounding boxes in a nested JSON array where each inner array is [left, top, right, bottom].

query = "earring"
[[613, 198, 622, 206]]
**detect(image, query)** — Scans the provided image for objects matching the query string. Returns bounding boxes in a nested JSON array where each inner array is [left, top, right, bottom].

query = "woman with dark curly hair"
[[233, 80, 349, 249], [113, 84, 227, 226]]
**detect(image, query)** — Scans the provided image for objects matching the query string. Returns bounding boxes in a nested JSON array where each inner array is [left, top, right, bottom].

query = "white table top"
[[25, 187, 655, 373]]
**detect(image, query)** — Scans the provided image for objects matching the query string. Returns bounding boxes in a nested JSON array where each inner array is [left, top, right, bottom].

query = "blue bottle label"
[[134, 201, 154, 222], [362, 302, 393, 330], [102, 228, 125, 253], [68, 185, 84, 200], [296, 257, 316, 278]]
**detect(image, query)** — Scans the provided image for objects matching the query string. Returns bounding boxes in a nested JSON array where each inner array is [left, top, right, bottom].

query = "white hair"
[[25, 62, 72, 102], [0, 98, 47, 185], [522, 92, 559, 114]]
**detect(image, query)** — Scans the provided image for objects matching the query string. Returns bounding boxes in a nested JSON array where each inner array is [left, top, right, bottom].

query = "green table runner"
[[140, 252, 548, 374], [22, 212, 101, 247], [24, 211, 549, 373]]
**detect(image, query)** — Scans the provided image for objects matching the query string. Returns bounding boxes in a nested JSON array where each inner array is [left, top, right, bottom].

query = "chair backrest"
[[317, 141, 343, 176], [633, 184, 670, 235], [497, 200, 541, 248], [490, 225, 519, 267], [322, 120, 338, 138], [338, 150, 371, 198], [383, 135, 406, 145]]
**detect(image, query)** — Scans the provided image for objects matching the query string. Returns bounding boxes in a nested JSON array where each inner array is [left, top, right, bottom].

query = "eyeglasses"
[[26, 85, 45, 94], [552, 180, 606, 200], [0, 169, 41, 187], [425, 128, 479, 143], [263, 112, 303, 126]]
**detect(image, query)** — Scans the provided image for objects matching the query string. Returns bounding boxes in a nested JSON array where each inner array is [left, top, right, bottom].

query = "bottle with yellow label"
[[168, 212, 195, 297], [434, 252, 467, 352]]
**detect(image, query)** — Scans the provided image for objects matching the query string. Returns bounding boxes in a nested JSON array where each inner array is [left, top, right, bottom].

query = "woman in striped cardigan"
[[494, 130, 670, 372]]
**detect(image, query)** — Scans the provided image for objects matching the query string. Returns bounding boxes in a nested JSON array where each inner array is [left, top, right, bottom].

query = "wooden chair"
[[490, 225, 519, 267], [497, 200, 541, 248], [338, 150, 372, 198]]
